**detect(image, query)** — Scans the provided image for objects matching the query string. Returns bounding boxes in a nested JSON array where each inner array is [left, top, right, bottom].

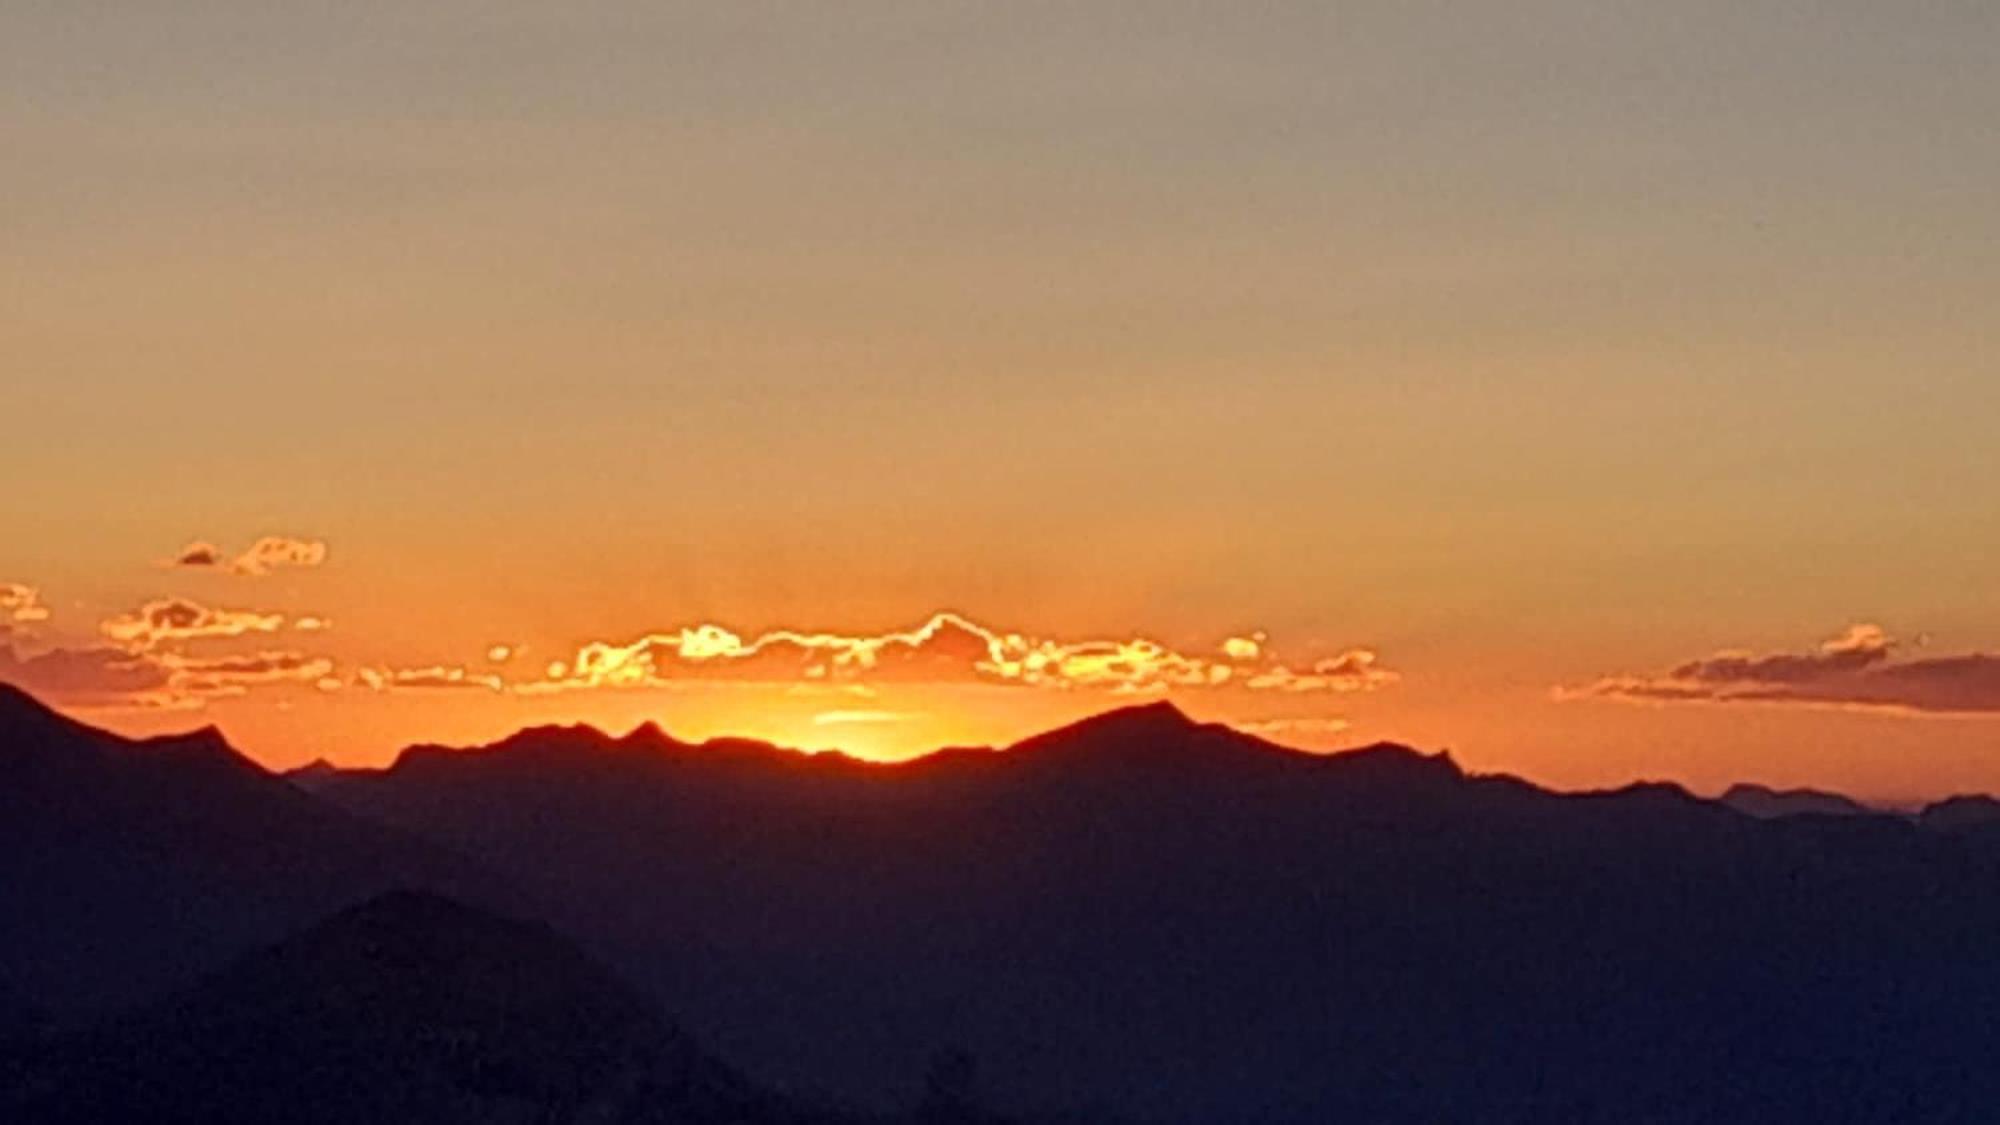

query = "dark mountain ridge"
[[302, 700, 2000, 1123], [11, 684, 2000, 1122], [0, 683, 504, 1023], [1720, 782, 1873, 819]]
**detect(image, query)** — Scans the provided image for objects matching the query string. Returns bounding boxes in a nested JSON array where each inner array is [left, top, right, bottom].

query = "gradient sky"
[[4, 3, 1997, 799]]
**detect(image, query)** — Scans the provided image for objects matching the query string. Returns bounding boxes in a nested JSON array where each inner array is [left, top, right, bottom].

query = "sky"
[[3, 3, 1997, 800]]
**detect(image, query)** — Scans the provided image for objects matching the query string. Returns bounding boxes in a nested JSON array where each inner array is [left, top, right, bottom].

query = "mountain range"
[[6, 681, 2000, 1122]]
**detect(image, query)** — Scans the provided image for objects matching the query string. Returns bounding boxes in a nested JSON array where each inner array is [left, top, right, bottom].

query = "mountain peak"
[[1012, 700, 1199, 750], [1321, 740, 1464, 784], [133, 724, 267, 776], [620, 720, 677, 750]]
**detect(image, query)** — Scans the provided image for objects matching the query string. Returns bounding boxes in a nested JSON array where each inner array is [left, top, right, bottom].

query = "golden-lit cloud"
[[1238, 716, 1355, 739], [813, 709, 917, 726], [531, 612, 1397, 698], [0, 583, 52, 638], [1564, 625, 2000, 716], [355, 665, 506, 693], [167, 536, 329, 576], [155, 650, 338, 702], [1, 583, 52, 622], [1221, 634, 1265, 661], [0, 594, 343, 709], [100, 598, 290, 650]]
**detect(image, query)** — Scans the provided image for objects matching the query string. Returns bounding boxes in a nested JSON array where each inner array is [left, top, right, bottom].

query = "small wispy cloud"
[[354, 665, 506, 692], [100, 598, 290, 650], [1562, 625, 2000, 717], [0, 583, 52, 638], [813, 709, 918, 726], [166, 536, 329, 577], [1238, 716, 1354, 739]]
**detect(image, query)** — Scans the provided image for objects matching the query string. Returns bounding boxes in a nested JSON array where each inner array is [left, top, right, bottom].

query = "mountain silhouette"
[[13, 684, 2000, 1122], [1719, 782, 1872, 819], [281, 756, 346, 793], [1918, 793, 2000, 834], [0, 683, 500, 1023], [1, 890, 842, 1124], [304, 700, 2000, 1123]]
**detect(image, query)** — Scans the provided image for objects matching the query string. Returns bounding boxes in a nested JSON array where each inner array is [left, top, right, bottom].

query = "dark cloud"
[[0, 644, 174, 706], [170, 542, 224, 568], [1568, 626, 2000, 716], [165, 537, 328, 576], [0, 643, 337, 709]]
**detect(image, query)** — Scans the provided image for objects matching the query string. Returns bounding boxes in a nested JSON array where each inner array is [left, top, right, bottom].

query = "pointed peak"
[[620, 720, 676, 749], [136, 724, 267, 775], [1118, 699, 1196, 724], [1003, 700, 1236, 767], [284, 757, 354, 788], [1020, 700, 1198, 746]]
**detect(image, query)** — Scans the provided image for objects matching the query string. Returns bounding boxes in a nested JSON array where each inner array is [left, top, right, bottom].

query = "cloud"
[[532, 612, 1398, 698], [169, 542, 225, 568], [167, 537, 328, 576], [0, 639, 338, 709], [0, 583, 52, 639], [1221, 634, 1265, 661], [1244, 650, 1399, 693], [813, 709, 918, 726], [354, 665, 506, 692], [0, 643, 175, 706], [157, 651, 337, 699], [1238, 716, 1354, 739], [1564, 625, 2000, 716], [100, 598, 289, 650]]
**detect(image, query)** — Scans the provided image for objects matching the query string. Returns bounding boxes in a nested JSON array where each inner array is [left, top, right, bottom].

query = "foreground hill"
[[310, 702, 2000, 1123], [0, 684, 498, 1020], [0, 891, 844, 1124]]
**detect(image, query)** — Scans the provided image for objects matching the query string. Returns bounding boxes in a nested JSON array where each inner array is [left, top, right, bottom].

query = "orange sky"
[[4, 6, 1998, 800]]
